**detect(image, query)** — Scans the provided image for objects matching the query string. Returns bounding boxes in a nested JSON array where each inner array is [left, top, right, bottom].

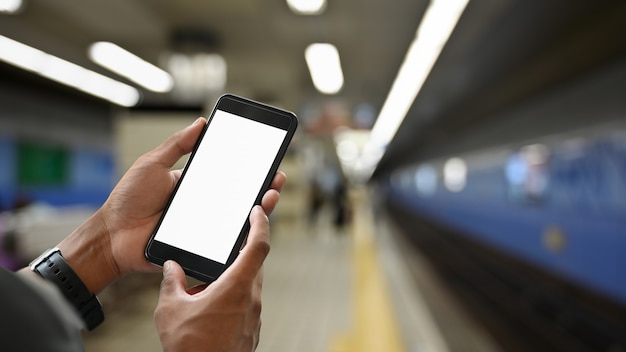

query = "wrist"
[[29, 247, 105, 330], [57, 210, 120, 294]]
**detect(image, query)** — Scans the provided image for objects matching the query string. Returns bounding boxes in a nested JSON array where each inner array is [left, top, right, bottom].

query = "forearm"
[[55, 210, 120, 294]]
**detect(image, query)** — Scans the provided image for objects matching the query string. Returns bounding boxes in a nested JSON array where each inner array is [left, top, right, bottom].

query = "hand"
[[154, 205, 270, 352], [56, 117, 286, 293]]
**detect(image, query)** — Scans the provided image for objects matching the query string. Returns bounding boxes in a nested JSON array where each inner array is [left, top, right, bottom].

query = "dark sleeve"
[[0, 268, 85, 352]]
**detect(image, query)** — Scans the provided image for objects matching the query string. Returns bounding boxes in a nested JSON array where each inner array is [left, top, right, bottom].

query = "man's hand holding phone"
[[145, 95, 297, 282], [155, 205, 270, 352], [57, 115, 285, 292], [41, 106, 289, 350], [56, 117, 205, 294]]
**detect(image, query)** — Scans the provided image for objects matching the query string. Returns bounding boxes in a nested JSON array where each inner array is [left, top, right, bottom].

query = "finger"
[[270, 171, 287, 193], [159, 260, 188, 297], [262, 171, 286, 215], [170, 169, 183, 184], [152, 117, 206, 168], [222, 206, 270, 283], [261, 189, 280, 216]]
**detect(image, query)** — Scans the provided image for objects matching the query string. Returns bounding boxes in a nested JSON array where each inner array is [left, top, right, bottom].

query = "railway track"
[[385, 199, 626, 352]]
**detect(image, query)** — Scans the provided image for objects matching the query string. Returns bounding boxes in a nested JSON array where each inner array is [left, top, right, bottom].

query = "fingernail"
[[192, 117, 204, 126]]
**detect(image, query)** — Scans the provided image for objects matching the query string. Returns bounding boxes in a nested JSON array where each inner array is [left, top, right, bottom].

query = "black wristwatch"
[[29, 247, 104, 331]]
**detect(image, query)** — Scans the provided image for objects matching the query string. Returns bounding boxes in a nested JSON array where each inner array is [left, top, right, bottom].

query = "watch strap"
[[31, 248, 104, 331]]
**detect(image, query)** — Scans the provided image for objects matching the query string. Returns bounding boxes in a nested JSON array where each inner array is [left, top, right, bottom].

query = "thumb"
[[222, 206, 270, 283], [159, 260, 187, 297], [152, 117, 205, 168]]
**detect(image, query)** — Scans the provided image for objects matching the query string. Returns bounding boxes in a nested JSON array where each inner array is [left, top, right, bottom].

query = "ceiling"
[[377, 0, 626, 174], [0, 0, 428, 112], [2, 0, 626, 177]]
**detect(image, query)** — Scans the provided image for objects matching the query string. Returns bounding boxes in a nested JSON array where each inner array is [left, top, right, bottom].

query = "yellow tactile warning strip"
[[331, 188, 405, 352]]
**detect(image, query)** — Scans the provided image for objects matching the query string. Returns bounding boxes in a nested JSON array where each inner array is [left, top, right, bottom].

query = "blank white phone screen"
[[154, 109, 287, 264]]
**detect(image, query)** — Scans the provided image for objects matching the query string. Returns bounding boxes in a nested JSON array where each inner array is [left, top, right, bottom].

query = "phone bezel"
[[145, 94, 298, 282]]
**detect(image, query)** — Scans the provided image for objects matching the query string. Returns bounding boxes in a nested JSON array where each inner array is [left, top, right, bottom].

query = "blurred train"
[[385, 121, 626, 307], [382, 125, 626, 351], [378, 55, 626, 350]]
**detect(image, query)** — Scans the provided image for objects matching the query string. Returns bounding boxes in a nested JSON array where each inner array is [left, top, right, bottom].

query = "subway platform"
[[81, 185, 500, 352]]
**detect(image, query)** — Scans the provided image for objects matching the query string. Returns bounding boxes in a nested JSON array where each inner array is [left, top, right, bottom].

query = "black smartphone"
[[145, 94, 298, 282]]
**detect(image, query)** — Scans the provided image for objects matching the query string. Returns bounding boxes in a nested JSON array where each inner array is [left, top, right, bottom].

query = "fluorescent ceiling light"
[[0, 0, 22, 13], [305, 43, 344, 94], [287, 0, 326, 15], [0, 35, 140, 107], [89, 41, 174, 93], [166, 53, 227, 93], [359, 0, 470, 178]]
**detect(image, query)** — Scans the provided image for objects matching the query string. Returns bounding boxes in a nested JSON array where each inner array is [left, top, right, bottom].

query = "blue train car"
[[384, 122, 626, 307]]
